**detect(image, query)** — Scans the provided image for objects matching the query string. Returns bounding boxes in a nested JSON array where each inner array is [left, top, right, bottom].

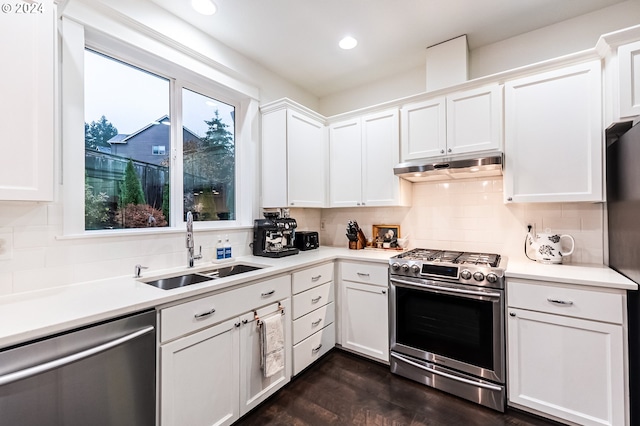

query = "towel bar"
[[254, 301, 285, 327]]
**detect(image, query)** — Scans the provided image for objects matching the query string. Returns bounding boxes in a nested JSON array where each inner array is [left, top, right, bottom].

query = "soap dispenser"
[[216, 236, 224, 261], [224, 235, 232, 259]]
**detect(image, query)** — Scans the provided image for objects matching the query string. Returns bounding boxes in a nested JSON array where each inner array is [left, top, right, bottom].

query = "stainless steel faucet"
[[186, 211, 202, 267]]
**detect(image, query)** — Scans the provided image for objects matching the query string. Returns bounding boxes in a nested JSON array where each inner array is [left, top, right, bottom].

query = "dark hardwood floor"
[[235, 349, 561, 426]]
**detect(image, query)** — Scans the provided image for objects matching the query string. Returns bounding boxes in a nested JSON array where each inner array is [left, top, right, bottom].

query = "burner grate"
[[395, 248, 501, 268]]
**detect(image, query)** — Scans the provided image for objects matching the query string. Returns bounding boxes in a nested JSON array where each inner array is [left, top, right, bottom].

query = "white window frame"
[[61, 18, 258, 237]]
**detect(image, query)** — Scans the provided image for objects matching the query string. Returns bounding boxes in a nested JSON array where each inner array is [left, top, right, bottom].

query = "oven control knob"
[[411, 264, 420, 274], [486, 273, 498, 283], [401, 264, 410, 272], [460, 270, 472, 280], [391, 262, 401, 271], [473, 272, 485, 281]]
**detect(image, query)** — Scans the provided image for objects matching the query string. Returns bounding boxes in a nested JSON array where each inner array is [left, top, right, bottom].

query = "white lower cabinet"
[[291, 263, 336, 375], [159, 275, 292, 426], [161, 317, 240, 426], [340, 261, 389, 362], [507, 279, 627, 426]]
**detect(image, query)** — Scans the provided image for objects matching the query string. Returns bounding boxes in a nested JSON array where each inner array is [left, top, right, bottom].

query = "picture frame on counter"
[[373, 224, 400, 248]]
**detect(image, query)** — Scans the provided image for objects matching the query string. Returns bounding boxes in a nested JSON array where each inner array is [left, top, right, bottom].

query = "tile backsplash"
[[0, 176, 604, 296], [293, 176, 604, 265]]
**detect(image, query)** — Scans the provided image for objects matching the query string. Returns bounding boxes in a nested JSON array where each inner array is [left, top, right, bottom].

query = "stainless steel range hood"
[[394, 153, 503, 182]]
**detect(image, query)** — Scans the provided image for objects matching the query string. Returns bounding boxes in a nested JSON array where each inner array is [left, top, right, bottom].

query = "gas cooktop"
[[394, 249, 501, 267], [389, 248, 507, 288]]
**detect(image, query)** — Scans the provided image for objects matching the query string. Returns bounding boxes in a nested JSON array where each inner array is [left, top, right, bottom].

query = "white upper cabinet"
[[400, 97, 446, 160], [446, 85, 502, 155], [261, 101, 327, 208], [0, 0, 55, 201], [400, 84, 502, 162], [329, 118, 362, 207], [329, 108, 411, 207], [503, 61, 603, 203], [619, 40, 640, 118]]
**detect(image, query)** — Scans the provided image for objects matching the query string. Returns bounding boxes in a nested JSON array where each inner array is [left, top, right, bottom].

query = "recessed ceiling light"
[[339, 36, 358, 50], [192, 0, 217, 15]]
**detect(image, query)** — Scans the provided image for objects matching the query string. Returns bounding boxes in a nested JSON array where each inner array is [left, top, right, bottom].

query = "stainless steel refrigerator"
[[606, 119, 640, 425]]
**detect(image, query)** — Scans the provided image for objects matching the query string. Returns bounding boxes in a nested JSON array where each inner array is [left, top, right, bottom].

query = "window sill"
[[57, 223, 253, 240]]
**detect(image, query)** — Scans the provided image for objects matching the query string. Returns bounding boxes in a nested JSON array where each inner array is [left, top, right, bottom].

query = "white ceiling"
[[149, 0, 626, 97]]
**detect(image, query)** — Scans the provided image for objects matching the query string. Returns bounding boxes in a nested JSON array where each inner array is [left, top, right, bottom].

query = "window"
[[152, 145, 166, 155], [182, 88, 235, 222], [83, 49, 236, 231]]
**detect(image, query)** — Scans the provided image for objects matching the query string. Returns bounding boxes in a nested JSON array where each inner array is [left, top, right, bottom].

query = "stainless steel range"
[[389, 248, 507, 412]]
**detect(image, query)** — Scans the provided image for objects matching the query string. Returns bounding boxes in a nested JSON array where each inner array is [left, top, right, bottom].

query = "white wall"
[[319, 0, 640, 116], [307, 176, 603, 265]]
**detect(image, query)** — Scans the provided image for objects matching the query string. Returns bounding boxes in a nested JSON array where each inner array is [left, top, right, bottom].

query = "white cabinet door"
[[0, 0, 54, 201], [341, 280, 389, 362], [504, 61, 603, 203], [507, 308, 625, 426], [447, 84, 502, 156], [287, 110, 326, 207], [362, 109, 403, 206], [619, 40, 640, 118], [160, 317, 240, 426], [329, 118, 362, 207], [400, 97, 446, 161], [239, 300, 291, 416]]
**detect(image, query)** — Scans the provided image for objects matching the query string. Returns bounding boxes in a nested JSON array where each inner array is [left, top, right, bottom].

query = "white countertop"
[[0, 246, 635, 349]]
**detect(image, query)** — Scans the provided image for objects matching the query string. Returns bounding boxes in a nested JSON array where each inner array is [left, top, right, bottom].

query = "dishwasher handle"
[[0, 325, 154, 387]]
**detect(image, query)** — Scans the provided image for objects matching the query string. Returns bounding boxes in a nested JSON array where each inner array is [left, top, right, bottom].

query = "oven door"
[[389, 276, 505, 383]]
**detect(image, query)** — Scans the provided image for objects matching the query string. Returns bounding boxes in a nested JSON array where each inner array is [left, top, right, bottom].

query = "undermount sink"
[[143, 264, 265, 290], [198, 264, 263, 278], [144, 273, 213, 291]]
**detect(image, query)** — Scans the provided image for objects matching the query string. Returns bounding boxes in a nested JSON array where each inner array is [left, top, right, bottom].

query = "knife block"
[[348, 229, 367, 250]]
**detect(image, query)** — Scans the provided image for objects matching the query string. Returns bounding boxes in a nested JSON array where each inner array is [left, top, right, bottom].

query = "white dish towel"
[[260, 312, 285, 378]]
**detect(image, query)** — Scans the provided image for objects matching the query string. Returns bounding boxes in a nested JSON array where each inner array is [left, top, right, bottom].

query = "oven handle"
[[389, 278, 501, 298], [391, 353, 503, 392]]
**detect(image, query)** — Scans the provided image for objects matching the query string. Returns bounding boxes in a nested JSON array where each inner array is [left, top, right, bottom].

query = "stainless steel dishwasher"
[[0, 309, 156, 426]]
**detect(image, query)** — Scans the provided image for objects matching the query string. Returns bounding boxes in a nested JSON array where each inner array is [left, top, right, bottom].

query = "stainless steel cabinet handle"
[[194, 308, 216, 319], [0, 326, 154, 387], [356, 272, 370, 277], [311, 318, 322, 327], [261, 290, 275, 297], [311, 275, 322, 281], [390, 353, 502, 392], [312, 344, 323, 353], [547, 298, 573, 306], [311, 296, 322, 303]]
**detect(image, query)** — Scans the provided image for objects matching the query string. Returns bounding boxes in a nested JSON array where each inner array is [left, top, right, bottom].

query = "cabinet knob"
[[440, 149, 445, 154], [242, 319, 249, 324], [357, 202, 361, 206], [290, 202, 295, 206], [448, 148, 452, 153], [361, 202, 365, 206], [507, 197, 513, 202], [509, 312, 516, 317], [382, 289, 387, 294]]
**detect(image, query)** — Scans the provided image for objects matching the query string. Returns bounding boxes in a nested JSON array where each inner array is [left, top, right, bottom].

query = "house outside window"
[[152, 145, 166, 155]]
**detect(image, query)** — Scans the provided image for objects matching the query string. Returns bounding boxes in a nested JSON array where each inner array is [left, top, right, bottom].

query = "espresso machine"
[[252, 211, 300, 258]]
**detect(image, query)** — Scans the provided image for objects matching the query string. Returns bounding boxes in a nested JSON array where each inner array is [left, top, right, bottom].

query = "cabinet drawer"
[[292, 282, 334, 319], [161, 275, 291, 342], [293, 323, 335, 376], [293, 302, 335, 345], [292, 262, 334, 294], [507, 279, 624, 324], [340, 261, 388, 286]]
